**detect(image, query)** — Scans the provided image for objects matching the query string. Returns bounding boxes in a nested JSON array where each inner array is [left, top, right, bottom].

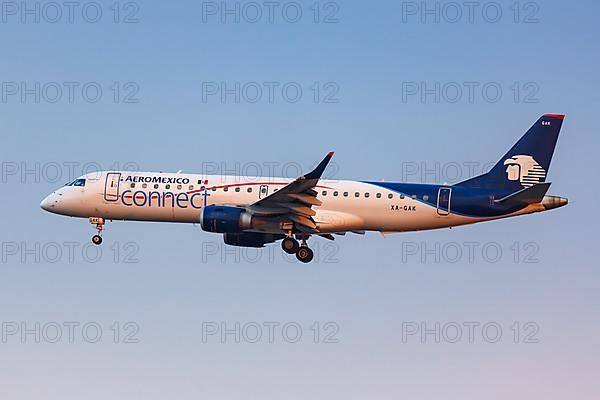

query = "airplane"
[[40, 114, 568, 263]]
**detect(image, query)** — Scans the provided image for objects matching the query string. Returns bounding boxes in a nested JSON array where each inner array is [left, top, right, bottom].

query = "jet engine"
[[200, 205, 253, 233]]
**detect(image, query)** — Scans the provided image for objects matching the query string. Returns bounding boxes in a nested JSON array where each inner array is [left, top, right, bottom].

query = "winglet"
[[304, 152, 334, 180]]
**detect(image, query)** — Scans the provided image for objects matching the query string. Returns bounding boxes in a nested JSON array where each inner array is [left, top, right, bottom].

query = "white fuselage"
[[40, 171, 545, 234]]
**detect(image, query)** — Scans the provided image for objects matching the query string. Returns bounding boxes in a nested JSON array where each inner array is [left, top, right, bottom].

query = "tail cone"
[[542, 195, 568, 210]]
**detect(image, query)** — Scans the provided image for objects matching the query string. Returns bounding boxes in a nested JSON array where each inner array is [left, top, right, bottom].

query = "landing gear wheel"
[[89, 217, 105, 245], [296, 246, 314, 263], [282, 237, 300, 254], [92, 235, 103, 245]]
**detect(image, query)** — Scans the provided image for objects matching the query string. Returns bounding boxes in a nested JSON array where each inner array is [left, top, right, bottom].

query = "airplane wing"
[[247, 152, 334, 232]]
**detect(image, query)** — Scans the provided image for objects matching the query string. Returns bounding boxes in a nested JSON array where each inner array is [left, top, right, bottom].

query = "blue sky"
[[1, 1, 599, 399]]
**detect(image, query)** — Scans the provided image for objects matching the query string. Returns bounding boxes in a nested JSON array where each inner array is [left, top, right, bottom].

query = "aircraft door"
[[104, 173, 121, 202], [437, 187, 452, 216]]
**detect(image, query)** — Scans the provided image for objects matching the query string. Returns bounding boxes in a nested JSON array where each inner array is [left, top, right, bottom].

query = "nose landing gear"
[[89, 217, 105, 245], [92, 235, 103, 245]]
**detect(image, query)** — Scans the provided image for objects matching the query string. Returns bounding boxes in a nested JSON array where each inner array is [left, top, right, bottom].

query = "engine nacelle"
[[223, 232, 283, 248], [200, 205, 253, 233]]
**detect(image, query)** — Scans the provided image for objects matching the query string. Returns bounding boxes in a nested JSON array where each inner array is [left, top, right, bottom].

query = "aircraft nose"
[[40, 193, 57, 211]]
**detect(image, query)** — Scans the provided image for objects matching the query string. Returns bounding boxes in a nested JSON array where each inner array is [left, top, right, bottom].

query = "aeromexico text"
[[121, 175, 205, 209], [125, 175, 191, 185]]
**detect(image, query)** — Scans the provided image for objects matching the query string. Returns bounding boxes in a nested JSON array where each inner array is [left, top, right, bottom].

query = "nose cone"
[[40, 193, 58, 212]]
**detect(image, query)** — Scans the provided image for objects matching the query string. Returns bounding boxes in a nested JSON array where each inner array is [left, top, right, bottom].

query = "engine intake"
[[200, 205, 253, 233]]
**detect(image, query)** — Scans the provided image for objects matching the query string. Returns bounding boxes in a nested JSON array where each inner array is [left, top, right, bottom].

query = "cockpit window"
[[65, 178, 86, 187]]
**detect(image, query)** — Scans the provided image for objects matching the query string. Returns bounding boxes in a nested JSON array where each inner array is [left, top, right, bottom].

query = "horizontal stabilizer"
[[494, 182, 552, 205]]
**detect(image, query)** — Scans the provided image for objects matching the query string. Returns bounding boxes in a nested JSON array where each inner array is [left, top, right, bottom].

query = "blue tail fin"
[[456, 114, 564, 193]]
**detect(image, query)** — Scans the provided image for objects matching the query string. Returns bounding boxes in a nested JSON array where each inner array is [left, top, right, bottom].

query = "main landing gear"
[[281, 237, 300, 254], [281, 235, 314, 263], [89, 217, 105, 245]]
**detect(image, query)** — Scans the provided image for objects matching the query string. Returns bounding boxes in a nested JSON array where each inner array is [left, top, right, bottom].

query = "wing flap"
[[287, 193, 323, 206], [279, 203, 316, 217], [249, 206, 293, 215], [288, 214, 318, 229]]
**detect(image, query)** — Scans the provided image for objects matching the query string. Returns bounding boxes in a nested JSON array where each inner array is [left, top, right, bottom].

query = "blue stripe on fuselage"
[[361, 181, 527, 218]]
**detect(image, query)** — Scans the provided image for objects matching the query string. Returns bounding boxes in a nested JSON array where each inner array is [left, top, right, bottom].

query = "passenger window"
[[411, 194, 417, 199], [165, 184, 170, 189], [142, 183, 147, 189], [189, 185, 194, 190], [376, 193, 382, 198], [423, 195, 429, 201], [354, 192, 360, 197], [130, 183, 135, 188], [400, 194, 405, 199], [364, 193, 370, 198], [343, 192, 349, 197], [224, 187, 229, 192], [388, 193, 393, 199], [211, 187, 217, 191], [177, 185, 182, 190], [333, 191, 338, 197], [322, 191, 327, 196], [247, 188, 252, 193], [200, 186, 206, 191], [235, 187, 241, 192], [154, 184, 159, 189]]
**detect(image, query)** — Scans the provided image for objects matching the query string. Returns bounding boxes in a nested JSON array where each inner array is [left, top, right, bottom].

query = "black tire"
[[282, 237, 299, 254], [295, 246, 314, 263], [92, 235, 103, 245]]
